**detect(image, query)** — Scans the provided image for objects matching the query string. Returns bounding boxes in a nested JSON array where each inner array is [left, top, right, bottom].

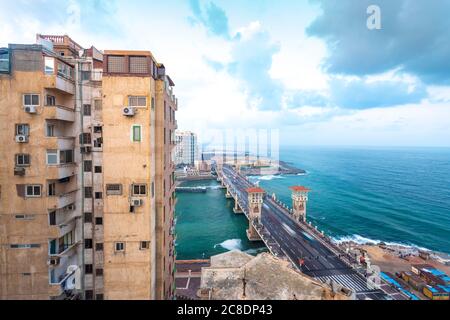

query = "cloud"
[[307, 0, 450, 84], [287, 90, 329, 108], [188, 0, 230, 39], [329, 77, 427, 109], [0, 0, 121, 46], [227, 25, 283, 111]]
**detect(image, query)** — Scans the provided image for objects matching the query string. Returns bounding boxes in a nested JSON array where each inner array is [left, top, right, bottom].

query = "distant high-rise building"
[[0, 34, 177, 300], [174, 131, 198, 166]]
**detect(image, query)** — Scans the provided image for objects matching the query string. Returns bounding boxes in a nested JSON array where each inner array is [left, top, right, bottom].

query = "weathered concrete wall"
[[0, 46, 80, 299], [102, 75, 156, 300]]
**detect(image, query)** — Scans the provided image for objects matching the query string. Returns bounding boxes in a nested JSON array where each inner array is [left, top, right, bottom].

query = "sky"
[[1, 0, 450, 147]]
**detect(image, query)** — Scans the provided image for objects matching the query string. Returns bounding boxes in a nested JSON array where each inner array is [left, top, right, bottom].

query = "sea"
[[175, 146, 450, 260]]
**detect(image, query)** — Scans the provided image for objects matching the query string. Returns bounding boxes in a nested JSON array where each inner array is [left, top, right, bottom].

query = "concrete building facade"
[[174, 131, 198, 166], [0, 35, 177, 300]]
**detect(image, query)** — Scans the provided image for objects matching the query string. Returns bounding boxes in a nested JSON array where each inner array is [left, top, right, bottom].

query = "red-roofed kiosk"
[[289, 186, 310, 222], [246, 187, 265, 241]]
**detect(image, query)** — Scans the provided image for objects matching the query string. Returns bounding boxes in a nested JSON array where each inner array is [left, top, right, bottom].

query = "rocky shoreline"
[[240, 160, 306, 176]]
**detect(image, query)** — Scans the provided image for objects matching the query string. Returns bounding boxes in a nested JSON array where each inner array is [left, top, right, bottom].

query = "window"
[[94, 166, 102, 173], [94, 99, 102, 111], [84, 212, 92, 223], [96, 269, 104, 277], [129, 56, 148, 74], [46, 150, 58, 165], [83, 104, 91, 116], [106, 184, 122, 196], [48, 182, 56, 196], [140, 241, 150, 250], [81, 71, 91, 81], [151, 97, 155, 110], [23, 94, 39, 106], [151, 182, 155, 198], [44, 57, 54, 75], [95, 243, 103, 251], [15, 214, 35, 220], [84, 239, 93, 249], [85, 264, 93, 274], [59, 150, 74, 164], [46, 124, 55, 137], [25, 185, 41, 197], [96, 294, 104, 300], [84, 160, 92, 172], [80, 133, 91, 145], [132, 125, 141, 142], [95, 217, 103, 225], [85, 290, 93, 300], [84, 187, 93, 199], [16, 124, 30, 136], [93, 126, 102, 133], [46, 95, 56, 106], [115, 242, 125, 252], [95, 192, 103, 199], [128, 96, 147, 107], [16, 154, 30, 166], [132, 184, 147, 196], [107, 55, 126, 73], [10, 244, 40, 249], [0, 49, 9, 73], [94, 138, 103, 148], [57, 62, 73, 79]]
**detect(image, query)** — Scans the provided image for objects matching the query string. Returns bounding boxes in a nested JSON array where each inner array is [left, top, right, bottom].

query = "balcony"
[[47, 163, 77, 180], [49, 239, 80, 258], [48, 254, 79, 296], [44, 74, 75, 95], [50, 218, 77, 239], [45, 136, 75, 150], [48, 189, 78, 210], [43, 105, 75, 122]]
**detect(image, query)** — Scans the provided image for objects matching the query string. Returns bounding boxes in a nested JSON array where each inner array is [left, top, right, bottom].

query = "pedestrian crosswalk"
[[316, 273, 374, 293]]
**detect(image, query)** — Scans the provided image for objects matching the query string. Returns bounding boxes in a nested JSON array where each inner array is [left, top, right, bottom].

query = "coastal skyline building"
[[0, 34, 177, 300], [174, 130, 198, 166]]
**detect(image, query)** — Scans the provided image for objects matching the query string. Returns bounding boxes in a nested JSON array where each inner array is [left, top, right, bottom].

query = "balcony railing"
[[48, 189, 78, 210], [43, 105, 75, 122]]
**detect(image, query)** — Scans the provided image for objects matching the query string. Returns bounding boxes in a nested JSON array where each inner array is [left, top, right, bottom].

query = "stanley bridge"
[[217, 164, 408, 300]]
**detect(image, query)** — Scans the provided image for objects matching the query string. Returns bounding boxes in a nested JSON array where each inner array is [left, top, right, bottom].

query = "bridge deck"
[[219, 165, 404, 300]]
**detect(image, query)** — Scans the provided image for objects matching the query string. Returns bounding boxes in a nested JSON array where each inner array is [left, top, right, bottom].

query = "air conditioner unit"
[[130, 198, 143, 207], [15, 135, 28, 143], [122, 107, 135, 116], [47, 257, 60, 266], [80, 146, 92, 154], [14, 167, 26, 176], [24, 106, 37, 114]]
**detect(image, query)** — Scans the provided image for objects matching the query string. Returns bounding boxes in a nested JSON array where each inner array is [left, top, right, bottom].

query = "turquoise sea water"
[[175, 147, 450, 259]]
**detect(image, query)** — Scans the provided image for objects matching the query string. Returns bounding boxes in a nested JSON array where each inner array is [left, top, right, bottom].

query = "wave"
[[331, 234, 431, 252], [214, 239, 242, 251]]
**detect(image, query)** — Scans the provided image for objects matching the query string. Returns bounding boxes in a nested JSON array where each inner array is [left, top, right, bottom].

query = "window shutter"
[[16, 184, 25, 197]]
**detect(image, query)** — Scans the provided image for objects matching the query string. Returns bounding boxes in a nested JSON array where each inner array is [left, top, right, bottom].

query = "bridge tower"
[[246, 187, 265, 241], [289, 186, 310, 222]]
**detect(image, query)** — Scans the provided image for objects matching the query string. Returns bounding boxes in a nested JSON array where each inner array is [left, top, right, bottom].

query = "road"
[[220, 165, 395, 300]]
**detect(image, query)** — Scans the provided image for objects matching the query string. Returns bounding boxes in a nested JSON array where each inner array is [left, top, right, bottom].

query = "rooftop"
[[246, 187, 265, 193], [290, 186, 311, 192], [199, 251, 352, 300]]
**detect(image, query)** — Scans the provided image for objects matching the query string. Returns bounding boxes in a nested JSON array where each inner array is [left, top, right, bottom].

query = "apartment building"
[[0, 35, 177, 300], [174, 131, 198, 166]]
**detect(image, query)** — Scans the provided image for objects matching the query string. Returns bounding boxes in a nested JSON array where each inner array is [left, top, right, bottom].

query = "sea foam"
[[215, 239, 243, 251], [332, 234, 431, 252]]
